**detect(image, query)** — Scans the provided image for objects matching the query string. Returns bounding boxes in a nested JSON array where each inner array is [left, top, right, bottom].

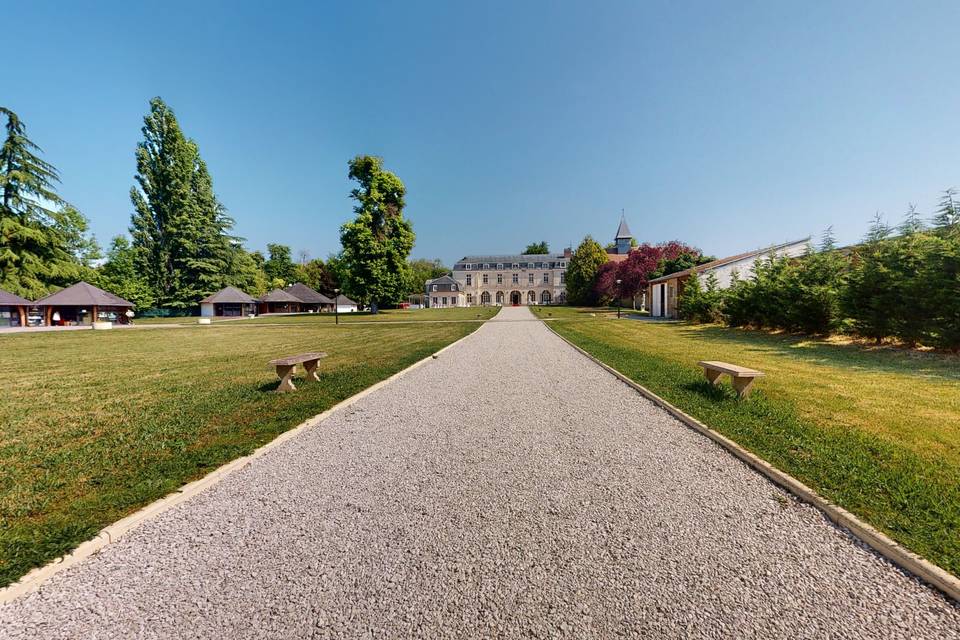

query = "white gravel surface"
[[2, 305, 958, 639]]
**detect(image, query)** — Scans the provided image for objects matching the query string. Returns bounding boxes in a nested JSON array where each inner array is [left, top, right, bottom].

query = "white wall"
[[200, 303, 214, 317], [697, 241, 810, 289]]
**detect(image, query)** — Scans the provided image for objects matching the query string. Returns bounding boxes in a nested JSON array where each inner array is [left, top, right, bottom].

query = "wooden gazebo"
[[0, 289, 31, 327], [33, 281, 134, 326], [284, 283, 334, 312], [258, 288, 303, 314]]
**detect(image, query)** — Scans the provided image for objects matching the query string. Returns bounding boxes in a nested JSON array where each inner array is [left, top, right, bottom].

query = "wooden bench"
[[268, 352, 327, 392], [698, 361, 764, 398]]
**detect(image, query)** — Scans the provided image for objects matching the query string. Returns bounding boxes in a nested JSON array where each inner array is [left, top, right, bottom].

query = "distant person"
[[52, 310, 61, 326]]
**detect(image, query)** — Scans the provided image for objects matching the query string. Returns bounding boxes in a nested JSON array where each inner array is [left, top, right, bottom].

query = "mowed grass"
[[135, 306, 500, 325], [533, 308, 960, 576], [0, 320, 479, 587]]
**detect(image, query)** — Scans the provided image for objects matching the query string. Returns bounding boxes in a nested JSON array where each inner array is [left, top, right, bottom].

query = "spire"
[[615, 211, 632, 239]]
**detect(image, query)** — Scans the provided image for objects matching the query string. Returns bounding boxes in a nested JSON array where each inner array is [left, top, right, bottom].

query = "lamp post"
[[616, 279, 622, 319], [334, 288, 340, 325]]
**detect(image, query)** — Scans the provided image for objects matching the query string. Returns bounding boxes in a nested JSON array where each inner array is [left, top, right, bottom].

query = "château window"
[[466, 275, 472, 286], [465, 263, 471, 270], [543, 273, 549, 283], [497, 274, 503, 284], [467, 294, 473, 303], [497, 263, 503, 270], [512, 274, 519, 284], [528, 273, 534, 284], [483, 274, 489, 284], [560, 273, 566, 283]]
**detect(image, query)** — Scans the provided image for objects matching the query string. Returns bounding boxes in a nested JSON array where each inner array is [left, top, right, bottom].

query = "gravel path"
[[2, 306, 958, 639]]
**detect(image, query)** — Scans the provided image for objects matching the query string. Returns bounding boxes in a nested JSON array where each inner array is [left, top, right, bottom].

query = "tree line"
[[1, 100, 435, 312], [679, 196, 960, 350], [564, 235, 712, 307]]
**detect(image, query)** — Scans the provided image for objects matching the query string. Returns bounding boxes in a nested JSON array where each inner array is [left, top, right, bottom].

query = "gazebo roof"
[[34, 281, 134, 307], [259, 288, 302, 303], [0, 289, 32, 306], [285, 282, 333, 304], [200, 287, 257, 304], [335, 294, 357, 306]]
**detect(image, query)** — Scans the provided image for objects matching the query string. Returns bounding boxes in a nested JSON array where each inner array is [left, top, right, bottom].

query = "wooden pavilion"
[[0, 289, 31, 327], [33, 281, 134, 326]]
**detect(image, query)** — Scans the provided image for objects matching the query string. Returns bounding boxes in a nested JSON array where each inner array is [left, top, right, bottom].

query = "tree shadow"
[[676, 325, 960, 383]]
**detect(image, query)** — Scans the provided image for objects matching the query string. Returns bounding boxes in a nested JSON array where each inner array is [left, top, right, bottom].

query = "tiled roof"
[[0, 288, 32, 305], [615, 217, 632, 239], [285, 282, 333, 304], [34, 281, 134, 307], [456, 254, 566, 265], [259, 288, 302, 303], [200, 286, 257, 304], [648, 238, 811, 284]]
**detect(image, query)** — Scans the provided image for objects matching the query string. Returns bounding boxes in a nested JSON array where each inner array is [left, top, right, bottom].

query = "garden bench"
[[698, 361, 764, 398], [268, 352, 327, 392]]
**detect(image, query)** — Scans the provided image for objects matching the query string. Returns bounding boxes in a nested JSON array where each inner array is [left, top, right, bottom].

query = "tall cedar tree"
[[339, 156, 415, 311], [130, 98, 235, 308], [565, 235, 608, 305], [0, 107, 89, 297]]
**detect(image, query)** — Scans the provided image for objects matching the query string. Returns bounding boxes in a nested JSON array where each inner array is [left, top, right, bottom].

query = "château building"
[[425, 216, 635, 307]]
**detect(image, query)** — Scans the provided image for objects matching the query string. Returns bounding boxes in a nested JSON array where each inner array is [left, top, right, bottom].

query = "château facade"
[[424, 215, 635, 308], [425, 249, 571, 307]]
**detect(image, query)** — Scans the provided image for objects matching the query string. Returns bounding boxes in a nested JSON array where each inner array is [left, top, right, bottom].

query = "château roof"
[[34, 281, 134, 307], [200, 286, 257, 304], [456, 253, 567, 265]]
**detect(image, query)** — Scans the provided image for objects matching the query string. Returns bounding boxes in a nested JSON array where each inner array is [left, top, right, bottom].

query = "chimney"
[[563, 247, 572, 258]]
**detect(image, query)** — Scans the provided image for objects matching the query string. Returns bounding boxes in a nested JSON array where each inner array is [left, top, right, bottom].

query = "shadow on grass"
[[675, 324, 960, 383]]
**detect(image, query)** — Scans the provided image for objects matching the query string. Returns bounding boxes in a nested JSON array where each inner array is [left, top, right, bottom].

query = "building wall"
[[701, 242, 809, 289], [450, 259, 568, 306]]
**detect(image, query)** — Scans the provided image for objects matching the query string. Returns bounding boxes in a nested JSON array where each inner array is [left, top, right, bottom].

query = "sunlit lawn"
[[533, 307, 960, 576], [136, 306, 499, 325], [0, 320, 480, 587]]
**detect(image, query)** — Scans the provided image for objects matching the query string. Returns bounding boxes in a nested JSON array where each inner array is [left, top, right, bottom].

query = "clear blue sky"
[[6, 1, 960, 265]]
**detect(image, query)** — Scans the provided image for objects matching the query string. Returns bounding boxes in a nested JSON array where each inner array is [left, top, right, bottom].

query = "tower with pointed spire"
[[614, 212, 633, 255]]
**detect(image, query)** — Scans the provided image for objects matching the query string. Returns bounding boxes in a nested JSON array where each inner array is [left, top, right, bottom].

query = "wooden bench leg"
[[303, 358, 321, 382], [275, 364, 297, 392], [731, 376, 755, 398], [704, 369, 723, 385]]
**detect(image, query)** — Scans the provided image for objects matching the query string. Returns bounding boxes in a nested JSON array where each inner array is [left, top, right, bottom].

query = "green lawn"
[[0, 320, 480, 587], [136, 306, 500, 325], [533, 307, 960, 576]]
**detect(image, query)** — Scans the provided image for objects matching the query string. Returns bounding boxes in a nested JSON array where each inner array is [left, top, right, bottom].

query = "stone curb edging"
[[541, 319, 960, 604], [0, 319, 489, 605]]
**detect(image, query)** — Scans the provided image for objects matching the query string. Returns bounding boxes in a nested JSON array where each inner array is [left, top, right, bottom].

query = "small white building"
[[424, 275, 465, 308], [648, 238, 810, 319], [334, 294, 358, 313]]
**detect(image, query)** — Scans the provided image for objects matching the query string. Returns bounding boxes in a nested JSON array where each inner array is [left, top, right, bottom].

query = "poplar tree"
[[0, 107, 88, 297], [130, 98, 235, 308]]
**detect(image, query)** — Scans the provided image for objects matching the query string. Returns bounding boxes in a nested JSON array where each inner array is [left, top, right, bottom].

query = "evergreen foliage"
[[97, 236, 155, 309], [523, 241, 549, 254], [0, 107, 94, 297], [129, 98, 236, 309], [677, 272, 724, 322], [565, 235, 608, 305], [338, 156, 415, 311]]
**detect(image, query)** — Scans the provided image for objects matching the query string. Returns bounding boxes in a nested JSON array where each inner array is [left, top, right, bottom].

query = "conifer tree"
[[130, 98, 235, 308], [0, 107, 89, 297], [933, 188, 960, 233], [898, 203, 925, 235]]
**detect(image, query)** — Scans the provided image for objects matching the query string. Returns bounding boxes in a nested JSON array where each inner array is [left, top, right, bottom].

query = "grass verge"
[[0, 320, 479, 587], [536, 310, 960, 577]]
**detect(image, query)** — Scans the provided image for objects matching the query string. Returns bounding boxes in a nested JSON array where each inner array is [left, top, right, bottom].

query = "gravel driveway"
[[2, 306, 958, 639]]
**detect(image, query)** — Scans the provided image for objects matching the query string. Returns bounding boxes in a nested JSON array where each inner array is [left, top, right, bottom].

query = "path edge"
[[542, 318, 960, 604], [0, 319, 488, 605]]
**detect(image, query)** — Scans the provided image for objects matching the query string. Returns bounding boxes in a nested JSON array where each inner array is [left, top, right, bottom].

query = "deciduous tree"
[[339, 156, 415, 311], [565, 235, 607, 305]]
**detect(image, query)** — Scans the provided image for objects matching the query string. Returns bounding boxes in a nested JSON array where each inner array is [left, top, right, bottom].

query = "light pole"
[[334, 288, 340, 325], [616, 279, 622, 319]]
